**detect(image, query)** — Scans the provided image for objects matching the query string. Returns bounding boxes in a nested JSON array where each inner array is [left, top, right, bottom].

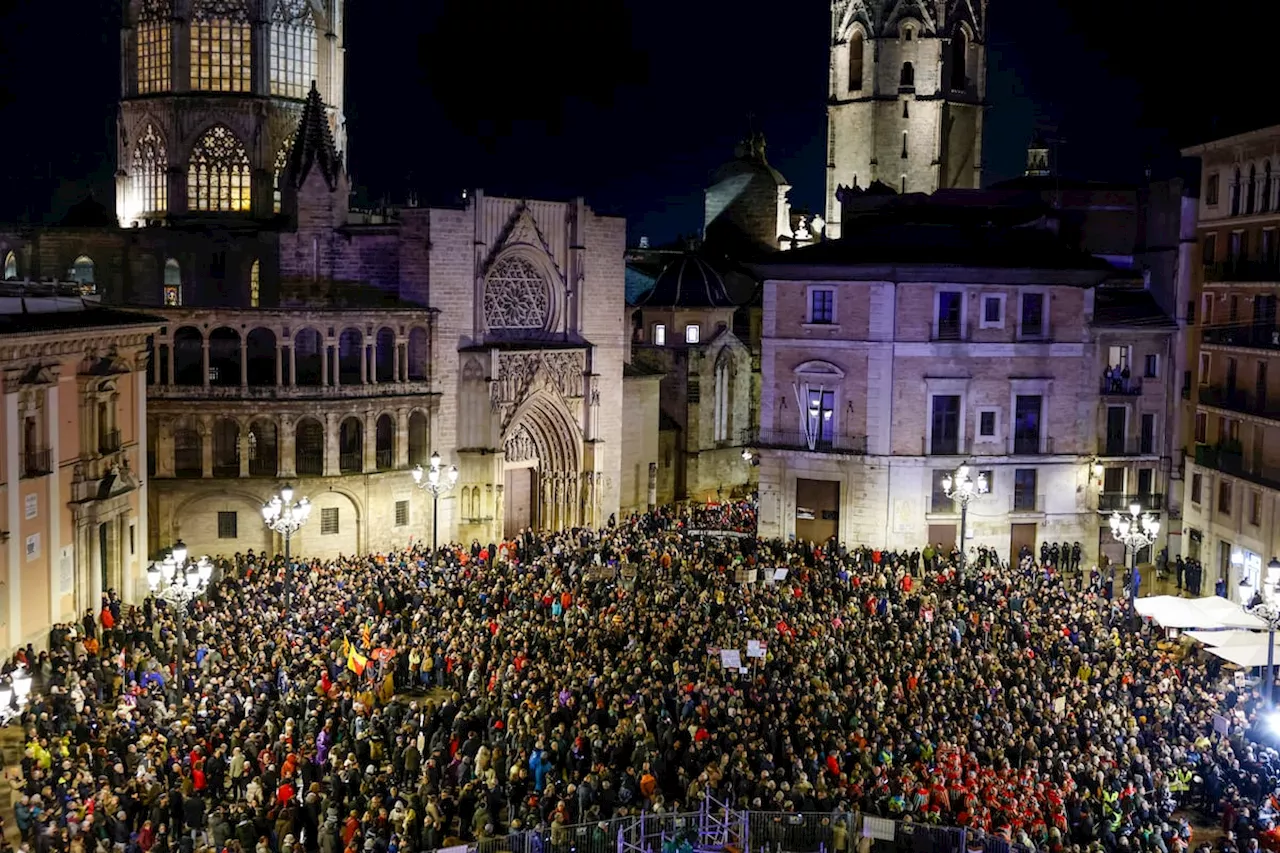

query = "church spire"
[[285, 82, 343, 191]]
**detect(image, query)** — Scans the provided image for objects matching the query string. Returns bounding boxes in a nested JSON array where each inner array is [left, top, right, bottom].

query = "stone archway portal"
[[501, 396, 581, 537]]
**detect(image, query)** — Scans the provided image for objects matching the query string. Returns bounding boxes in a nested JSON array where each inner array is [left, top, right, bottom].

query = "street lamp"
[[1248, 558, 1280, 714], [262, 486, 311, 611], [941, 463, 988, 582], [411, 451, 458, 556], [0, 665, 33, 725], [1109, 502, 1159, 626], [145, 542, 213, 701]]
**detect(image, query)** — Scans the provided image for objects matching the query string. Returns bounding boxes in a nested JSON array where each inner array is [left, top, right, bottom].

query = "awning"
[[1134, 595, 1267, 629]]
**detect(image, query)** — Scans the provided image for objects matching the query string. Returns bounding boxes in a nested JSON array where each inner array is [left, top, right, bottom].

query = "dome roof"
[[709, 131, 788, 188], [635, 255, 737, 309]]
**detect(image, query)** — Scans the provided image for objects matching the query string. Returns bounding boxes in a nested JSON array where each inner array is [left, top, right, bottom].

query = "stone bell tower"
[[824, 0, 987, 238]]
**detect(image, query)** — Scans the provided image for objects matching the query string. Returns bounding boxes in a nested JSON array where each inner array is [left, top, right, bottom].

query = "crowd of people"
[[4, 501, 1280, 853]]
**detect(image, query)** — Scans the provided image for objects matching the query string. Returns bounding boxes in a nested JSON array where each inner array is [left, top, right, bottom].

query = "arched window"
[[190, 0, 251, 93], [132, 123, 167, 217], [273, 131, 295, 214], [713, 355, 732, 443], [1248, 165, 1258, 215], [249, 258, 260, 307], [136, 0, 172, 93], [848, 31, 863, 91], [1265, 162, 1273, 214], [900, 62, 915, 89], [270, 0, 317, 100], [950, 30, 968, 90], [68, 256, 95, 292], [187, 125, 251, 212], [2, 251, 16, 280], [164, 257, 181, 306], [1231, 167, 1242, 216]]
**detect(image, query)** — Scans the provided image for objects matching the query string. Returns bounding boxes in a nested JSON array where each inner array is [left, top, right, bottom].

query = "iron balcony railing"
[[1195, 444, 1280, 492], [375, 449, 393, 470], [1098, 437, 1157, 456], [1101, 376, 1143, 395], [98, 429, 121, 455], [339, 451, 363, 473], [1199, 385, 1280, 420], [748, 428, 868, 454], [1009, 494, 1046, 513], [248, 455, 278, 477], [295, 451, 324, 477], [1202, 324, 1280, 350], [20, 448, 52, 479], [1099, 492, 1164, 513], [1205, 260, 1280, 283]]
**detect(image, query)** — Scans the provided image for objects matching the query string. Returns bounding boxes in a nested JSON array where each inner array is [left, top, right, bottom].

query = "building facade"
[[0, 286, 159, 649], [824, 0, 987, 238], [1182, 126, 1280, 598], [0, 0, 634, 566], [750, 219, 1177, 565]]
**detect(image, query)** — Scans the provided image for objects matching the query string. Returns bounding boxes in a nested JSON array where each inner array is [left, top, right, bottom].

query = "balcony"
[[925, 494, 956, 515], [376, 449, 393, 471], [1198, 385, 1280, 421], [748, 428, 868, 455], [339, 451, 362, 474], [1205, 260, 1280, 284], [1195, 444, 1280, 492], [98, 429, 121, 455], [1100, 376, 1143, 396], [1009, 494, 1046, 514], [1012, 435, 1053, 455], [20, 447, 52, 479], [1097, 437, 1157, 457], [1098, 492, 1164, 513], [296, 451, 324, 477], [1202, 325, 1280, 351], [248, 455, 278, 477]]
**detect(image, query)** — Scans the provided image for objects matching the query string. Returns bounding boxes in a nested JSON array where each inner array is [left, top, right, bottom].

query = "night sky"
[[1, 0, 1277, 244]]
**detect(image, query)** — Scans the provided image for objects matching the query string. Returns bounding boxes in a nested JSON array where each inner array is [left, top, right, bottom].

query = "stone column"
[[275, 342, 284, 387], [288, 346, 297, 386], [321, 344, 329, 387], [279, 416, 296, 478], [4, 388, 21, 648], [362, 410, 376, 472], [200, 416, 213, 478], [360, 343, 368, 384], [647, 462, 657, 509], [157, 419, 175, 478], [238, 420, 251, 477], [332, 346, 341, 388], [395, 408, 409, 468], [201, 338, 210, 389], [166, 343, 175, 387], [323, 412, 338, 476], [239, 337, 248, 389]]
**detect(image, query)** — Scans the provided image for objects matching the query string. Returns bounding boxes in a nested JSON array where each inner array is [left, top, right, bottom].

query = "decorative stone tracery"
[[484, 256, 549, 331]]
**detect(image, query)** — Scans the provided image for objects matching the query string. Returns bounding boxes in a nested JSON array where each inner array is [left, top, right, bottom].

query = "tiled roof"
[[633, 255, 738, 309]]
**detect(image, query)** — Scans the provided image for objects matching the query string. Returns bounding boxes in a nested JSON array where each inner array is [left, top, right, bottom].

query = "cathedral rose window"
[[484, 256, 550, 331]]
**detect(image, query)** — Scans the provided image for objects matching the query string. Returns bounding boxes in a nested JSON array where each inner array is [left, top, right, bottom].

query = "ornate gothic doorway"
[[501, 393, 583, 535], [504, 465, 537, 538]]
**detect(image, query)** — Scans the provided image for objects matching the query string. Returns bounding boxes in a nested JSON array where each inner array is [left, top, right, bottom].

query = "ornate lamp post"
[[0, 665, 33, 725], [412, 451, 458, 556], [941, 463, 988, 582], [262, 486, 311, 611], [1248, 558, 1280, 714], [1109, 502, 1159, 626], [145, 541, 212, 700]]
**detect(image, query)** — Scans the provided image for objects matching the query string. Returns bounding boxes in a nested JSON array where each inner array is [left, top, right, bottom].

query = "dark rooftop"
[[0, 304, 164, 335], [634, 254, 738, 309], [1092, 287, 1177, 329]]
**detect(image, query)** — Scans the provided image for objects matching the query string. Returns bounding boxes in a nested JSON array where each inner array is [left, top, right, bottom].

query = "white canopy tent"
[[1203, 638, 1280, 668], [1134, 595, 1267, 630], [1184, 628, 1270, 647]]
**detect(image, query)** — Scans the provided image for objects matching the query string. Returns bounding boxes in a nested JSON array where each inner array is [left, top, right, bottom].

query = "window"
[[930, 470, 955, 513], [1144, 353, 1158, 378], [69, 256, 95, 292], [848, 31, 863, 91], [1218, 480, 1233, 515], [1199, 352, 1210, 385], [132, 124, 168, 217], [810, 288, 834, 324], [713, 356, 732, 442], [1195, 412, 1207, 443], [936, 290, 963, 340], [1107, 345, 1130, 372], [321, 506, 339, 535], [902, 131, 908, 159], [685, 324, 700, 344], [1229, 230, 1246, 263], [269, 0, 317, 99], [978, 409, 997, 438], [806, 388, 835, 447], [1266, 229, 1278, 265], [136, 0, 172, 93], [653, 324, 666, 346], [1191, 473, 1202, 504], [249, 258, 260, 307], [2, 251, 15, 280], [1231, 168, 1242, 216], [1266, 163, 1275, 214], [930, 394, 961, 454], [1202, 293, 1215, 326], [1013, 395, 1043, 454], [950, 29, 968, 90], [1206, 172, 1220, 206], [395, 500, 409, 527], [1202, 233, 1217, 266], [190, 0, 251, 92], [899, 62, 915, 88], [981, 294, 1004, 328], [1251, 490, 1263, 526], [1248, 164, 1258, 215], [273, 132, 295, 214], [1140, 413, 1155, 454], [1013, 468, 1038, 511], [217, 511, 238, 539], [164, 258, 181, 306], [1019, 292, 1045, 337], [187, 125, 251, 212]]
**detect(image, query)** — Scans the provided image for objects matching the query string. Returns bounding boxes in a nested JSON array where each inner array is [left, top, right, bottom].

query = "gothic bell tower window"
[[136, 0, 172, 94], [899, 62, 915, 90], [132, 123, 168, 217], [191, 0, 251, 93], [270, 0, 318, 100], [847, 31, 863, 91], [187, 125, 251, 212], [273, 131, 296, 213]]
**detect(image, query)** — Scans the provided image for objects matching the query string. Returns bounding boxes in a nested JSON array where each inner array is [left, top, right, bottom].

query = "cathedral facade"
[[824, 0, 987, 238], [0, 0, 634, 563]]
